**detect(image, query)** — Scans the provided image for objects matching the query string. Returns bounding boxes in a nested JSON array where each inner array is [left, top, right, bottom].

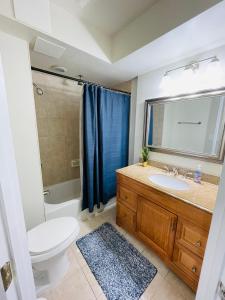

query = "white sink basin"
[[149, 174, 190, 191]]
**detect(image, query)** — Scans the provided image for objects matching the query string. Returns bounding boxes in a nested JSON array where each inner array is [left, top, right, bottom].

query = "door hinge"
[[218, 281, 225, 300], [1, 262, 12, 292]]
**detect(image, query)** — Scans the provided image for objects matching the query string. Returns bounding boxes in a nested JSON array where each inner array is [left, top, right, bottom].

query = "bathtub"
[[44, 179, 82, 220]]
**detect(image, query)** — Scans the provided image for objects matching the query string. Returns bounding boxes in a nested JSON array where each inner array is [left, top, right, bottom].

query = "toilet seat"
[[28, 217, 79, 263]]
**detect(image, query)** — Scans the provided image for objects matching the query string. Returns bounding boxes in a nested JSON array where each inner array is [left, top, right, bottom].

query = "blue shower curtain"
[[82, 84, 130, 212]]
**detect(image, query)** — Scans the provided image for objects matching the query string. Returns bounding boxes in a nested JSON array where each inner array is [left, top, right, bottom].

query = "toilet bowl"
[[28, 217, 79, 292]]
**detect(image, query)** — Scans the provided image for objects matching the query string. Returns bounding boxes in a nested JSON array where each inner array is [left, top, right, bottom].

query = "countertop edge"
[[116, 168, 215, 214]]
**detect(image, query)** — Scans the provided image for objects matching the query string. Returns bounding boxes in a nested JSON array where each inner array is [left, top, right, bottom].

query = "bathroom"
[[1, 1, 225, 300]]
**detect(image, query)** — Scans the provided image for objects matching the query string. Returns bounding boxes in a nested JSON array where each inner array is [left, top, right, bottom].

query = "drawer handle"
[[195, 240, 201, 247], [124, 195, 128, 200], [192, 266, 197, 273]]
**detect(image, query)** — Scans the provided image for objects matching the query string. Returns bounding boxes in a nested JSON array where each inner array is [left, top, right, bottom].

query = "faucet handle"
[[172, 167, 179, 176], [163, 165, 170, 173], [43, 190, 50, 196], [184, 171, 193, 179]]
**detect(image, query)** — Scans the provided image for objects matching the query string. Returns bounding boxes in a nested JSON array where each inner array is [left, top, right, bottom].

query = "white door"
[[196, 157, 225, 300], [216, 261, 225, 300], [0, 185, 18, 300], [0, 53, 37, 300]]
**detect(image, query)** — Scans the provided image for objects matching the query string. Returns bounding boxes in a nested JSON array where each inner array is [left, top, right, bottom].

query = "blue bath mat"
[[76, 222, 157, 300]]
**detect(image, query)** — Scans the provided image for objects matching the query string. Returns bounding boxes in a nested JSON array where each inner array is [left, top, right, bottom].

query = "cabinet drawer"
[[118, 186, 137, 212], [173, 243, 202, 281], [116, 201, 136, 233], [176, 219, 208, 258]]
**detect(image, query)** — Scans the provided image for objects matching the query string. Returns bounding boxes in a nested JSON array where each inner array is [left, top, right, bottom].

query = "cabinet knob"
[[192, 266, 197, 273], [195, 240, 201, 247]]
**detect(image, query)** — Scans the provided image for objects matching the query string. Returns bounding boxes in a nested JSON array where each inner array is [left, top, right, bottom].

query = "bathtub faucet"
[[43, 190, 50, 196]]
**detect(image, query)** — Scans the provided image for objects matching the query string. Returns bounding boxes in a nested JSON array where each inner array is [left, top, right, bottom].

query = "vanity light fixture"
[[184, 61, 199, 72], [160, 71, 171, 90], [162, 56, 219, 77], [160, 56, 224, 94]]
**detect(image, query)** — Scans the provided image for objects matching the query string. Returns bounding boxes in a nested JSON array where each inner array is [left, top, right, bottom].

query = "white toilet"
[[28, 217, 79, 292]]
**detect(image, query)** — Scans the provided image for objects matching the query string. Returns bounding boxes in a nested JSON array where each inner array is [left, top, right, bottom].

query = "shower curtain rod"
[[31, 66, 131, 96]]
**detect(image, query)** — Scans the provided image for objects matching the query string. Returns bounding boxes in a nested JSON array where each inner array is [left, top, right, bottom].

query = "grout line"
[[80, 265, 98, 300]]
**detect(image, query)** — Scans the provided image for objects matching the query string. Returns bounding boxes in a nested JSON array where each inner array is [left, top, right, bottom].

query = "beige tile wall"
[[33, 72, 82, 187], [112, 80, 132, 93]]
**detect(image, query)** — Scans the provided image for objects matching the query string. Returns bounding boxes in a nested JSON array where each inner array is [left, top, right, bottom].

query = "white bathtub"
[[44, 179, 82, 220]]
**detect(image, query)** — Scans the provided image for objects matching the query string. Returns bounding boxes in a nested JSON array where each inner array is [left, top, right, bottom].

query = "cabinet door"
[[116, 201, 136, 234], [137, 196, 177, 258]]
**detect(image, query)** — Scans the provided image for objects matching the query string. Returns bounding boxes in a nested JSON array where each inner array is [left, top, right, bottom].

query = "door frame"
[[196, 158, 225, 299], [0, 54, 36, 299]]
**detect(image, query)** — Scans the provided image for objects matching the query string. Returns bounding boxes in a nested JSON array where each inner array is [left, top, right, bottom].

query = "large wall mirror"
[[143, 89, 225, 163]]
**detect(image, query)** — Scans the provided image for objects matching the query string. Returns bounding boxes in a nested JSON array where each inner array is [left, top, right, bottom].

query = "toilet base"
[[33, 251, 69, 293]]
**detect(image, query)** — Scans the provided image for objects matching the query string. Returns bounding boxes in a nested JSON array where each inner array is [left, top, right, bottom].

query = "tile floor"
[[40, 205, 195, 300]]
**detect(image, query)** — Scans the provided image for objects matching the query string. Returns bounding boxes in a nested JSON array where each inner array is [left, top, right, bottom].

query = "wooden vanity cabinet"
[[116, 173, 212, 292]]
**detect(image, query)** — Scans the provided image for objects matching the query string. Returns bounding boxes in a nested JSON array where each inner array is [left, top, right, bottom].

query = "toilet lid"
[[28, 217, 79, 255]]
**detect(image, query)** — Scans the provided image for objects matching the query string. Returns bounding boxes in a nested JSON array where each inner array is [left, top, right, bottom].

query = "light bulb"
[[160, 72, 172, 93], [204, 57, 225, 89], [179, 67, 194, 94]]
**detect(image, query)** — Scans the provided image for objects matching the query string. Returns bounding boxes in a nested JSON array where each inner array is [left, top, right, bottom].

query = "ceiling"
[[29, 0, 225, 86], [51, 0, 159, 36], [1, 0, 224, 87]]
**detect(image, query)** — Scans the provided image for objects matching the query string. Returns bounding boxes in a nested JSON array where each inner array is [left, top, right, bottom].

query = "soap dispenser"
[[194, 164, 202, 184]]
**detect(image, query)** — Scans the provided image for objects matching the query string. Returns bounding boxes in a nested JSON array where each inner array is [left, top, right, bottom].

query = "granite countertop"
[[117, 164, 218, 214]]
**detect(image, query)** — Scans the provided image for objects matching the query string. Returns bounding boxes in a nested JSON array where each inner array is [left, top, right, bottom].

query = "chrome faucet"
[[163, 165, 170, 174], [43, 190, 50, 196], [172, 167, 179, 176], [184, 171, 193, 179]]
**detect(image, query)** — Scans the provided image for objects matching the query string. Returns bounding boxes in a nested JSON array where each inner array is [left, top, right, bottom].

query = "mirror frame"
[[143, 88, 225, 163]]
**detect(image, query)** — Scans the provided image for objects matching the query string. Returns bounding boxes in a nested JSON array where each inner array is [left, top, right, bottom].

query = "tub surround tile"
[[68, 164, 80, 181], [117, 164, 218, 213], [34, 93, 48, 118], [37, 117, 49, 138], [34, 81, 81, 186]]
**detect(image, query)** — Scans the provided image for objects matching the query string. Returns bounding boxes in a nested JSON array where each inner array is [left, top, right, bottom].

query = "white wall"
[[0, 0, 51, 33], [133, 45, 225, 176], [0, 0, 14, 18], [13, 0, 51, 33], [0, 30, 45, 229], [112, 0, 221, 61], [50, 2, 111, 62], [0, 0, 111, 64]]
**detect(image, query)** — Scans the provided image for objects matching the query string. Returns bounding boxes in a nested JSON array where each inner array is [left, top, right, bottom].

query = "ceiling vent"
[[33, 37, 66, 59]]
